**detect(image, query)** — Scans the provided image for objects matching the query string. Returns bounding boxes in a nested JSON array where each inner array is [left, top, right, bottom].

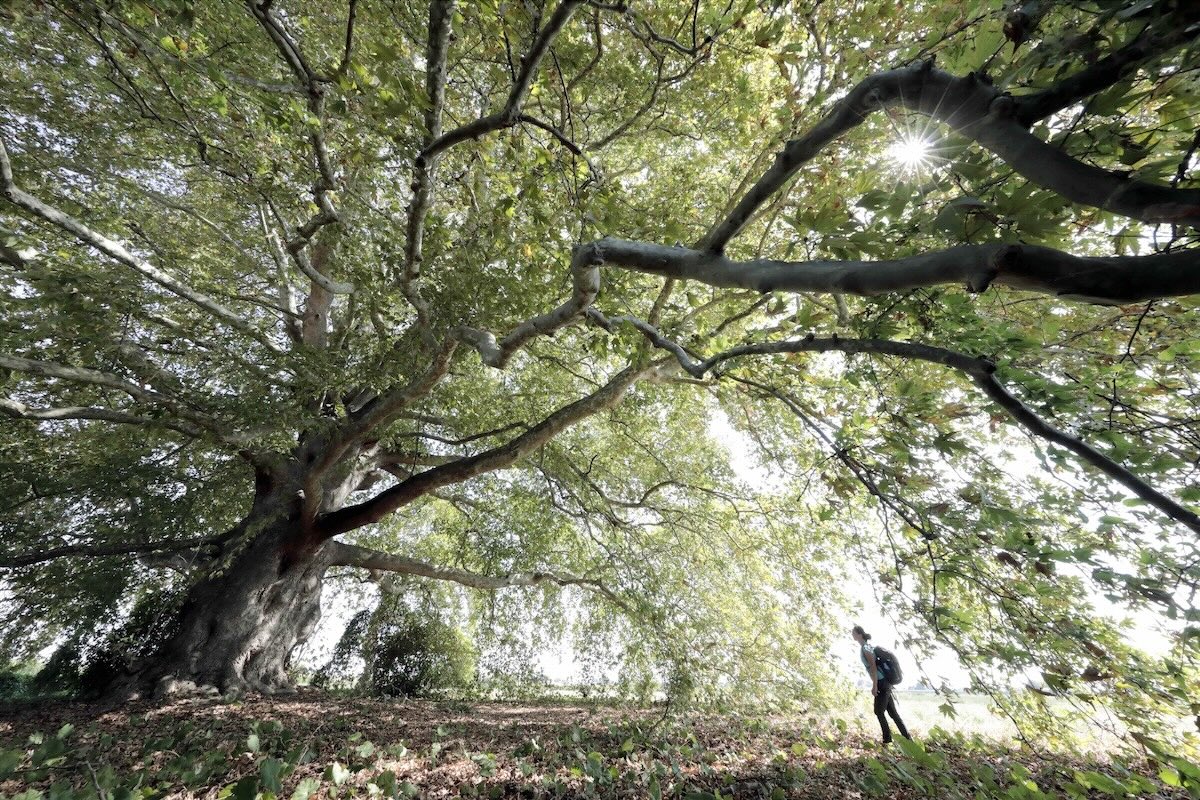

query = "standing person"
[[852, 625, 911, 745]]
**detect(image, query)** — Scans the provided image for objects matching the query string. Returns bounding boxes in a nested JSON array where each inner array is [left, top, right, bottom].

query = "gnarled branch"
[[1, 397, 203, 438], [0, 353, 256, 446], [328, 541, 629, 612], [578, 237, 1200, 305], [319, 362, 650, 536], [1013, 18, 1200, 126], [703, 62, 1200, 252], [400, 0, 457, 330], [247, 1, 353, 299], [456, 241, 603, 367], [594, 320, 1200, 535], [0, 138, 280, 350], [347, 334, 460, 440], [419, 0, 586, 162], [0, 535, 221, 570]]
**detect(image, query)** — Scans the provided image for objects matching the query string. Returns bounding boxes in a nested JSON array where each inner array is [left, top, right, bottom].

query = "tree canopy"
[[1, 0, 1198, 742]]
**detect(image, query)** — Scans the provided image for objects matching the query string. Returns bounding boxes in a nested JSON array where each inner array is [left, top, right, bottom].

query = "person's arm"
[[864, 649, 879, 696]]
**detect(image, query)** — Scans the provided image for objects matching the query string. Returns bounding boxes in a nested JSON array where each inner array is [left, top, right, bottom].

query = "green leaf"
[[893, 736, 926, 760], [1158, 768, 1182, 788], [327, 761, 350, 787], [0, 749, 22, 780], [373, 770, 398, 798], [289, 778, 319, 800], [1075, 770, 1127, 795], [1171, 757, 1200, 781], [231, 774, 258, 800], [259, 758, 285, 794]]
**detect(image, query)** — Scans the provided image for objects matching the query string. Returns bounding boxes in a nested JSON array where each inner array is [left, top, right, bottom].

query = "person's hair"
[[852, 625, 871, 640]]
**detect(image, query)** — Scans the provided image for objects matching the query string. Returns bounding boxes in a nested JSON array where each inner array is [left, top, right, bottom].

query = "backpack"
[[873, 646, 903, 686]]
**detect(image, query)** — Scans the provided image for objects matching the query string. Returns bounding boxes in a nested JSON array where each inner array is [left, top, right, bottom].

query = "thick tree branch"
[[419, 0, 586, 162], [0, 535, 221, 570], [318, 362, 650, 536], [245, 0, 318, 83], [247, 1, 353, 301], [455, 242, 602, 367], [299, 336, 462, 516], [403, 1, 596, 362], [377, 451, 460, 467], [0, 138, 281, 350], [577, 237, 1200, 304], [400, 0, 456, 330], [287, 232, 352, 295], [970, 369, 1200, 535], [258, 205, 305, 343], [343, 334, 460, 443], [334, 0, 359, 78], [1, 397, 203, 437], [327, 541, 628, 608], [702, 61, 1200, 252], [0, 354, 257, 446], [0, 241, 31, 269], [598, 321, 1200, 535], [394, 421, 527, 447], [114, 340, 185, 395], [0, 353, 171, 401], [1013, 19, 1200, 126]]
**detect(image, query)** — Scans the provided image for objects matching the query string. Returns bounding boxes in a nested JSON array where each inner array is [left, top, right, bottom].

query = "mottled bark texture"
[[127, 513, 331, 698]]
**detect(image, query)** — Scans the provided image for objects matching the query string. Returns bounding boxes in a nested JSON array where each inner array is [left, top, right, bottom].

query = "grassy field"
[[846, 691, 1017, 740]]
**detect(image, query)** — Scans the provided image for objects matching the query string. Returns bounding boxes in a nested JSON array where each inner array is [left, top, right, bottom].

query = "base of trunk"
[[114, 518, 332, 700]]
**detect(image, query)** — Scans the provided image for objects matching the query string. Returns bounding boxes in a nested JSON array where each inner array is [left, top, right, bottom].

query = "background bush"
[[370, 612, 476, 698], [0, 661, 35, 700], [315, 594, 477, 698]]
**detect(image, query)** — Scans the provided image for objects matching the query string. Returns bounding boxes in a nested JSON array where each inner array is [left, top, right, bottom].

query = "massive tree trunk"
[[122, 505, 333, 699], [96, 363, 649, 701]]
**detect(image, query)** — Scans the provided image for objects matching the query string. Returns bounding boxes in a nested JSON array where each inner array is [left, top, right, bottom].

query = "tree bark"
[[576, 237, 1200, 304], [120, 508, 332, 698]]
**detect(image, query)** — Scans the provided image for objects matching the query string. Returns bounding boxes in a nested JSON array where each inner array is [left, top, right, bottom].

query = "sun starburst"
[[887, 134, 933, 173]]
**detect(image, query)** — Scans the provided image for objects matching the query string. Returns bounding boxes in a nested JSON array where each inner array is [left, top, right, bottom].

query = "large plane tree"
[[2, 0, 1199, 732]]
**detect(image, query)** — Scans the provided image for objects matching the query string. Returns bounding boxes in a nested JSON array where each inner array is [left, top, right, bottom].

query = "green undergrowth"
[[1, 698, 1198, 799]]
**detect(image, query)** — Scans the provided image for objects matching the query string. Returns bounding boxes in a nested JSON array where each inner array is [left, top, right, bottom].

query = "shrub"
[[368, 610, 476, 699], [312, 610, 371, 690], [0, 662, 34, 700], [29, 642, 83, 697], [313, 599, 477, 698], [28, 588, 187, 699]]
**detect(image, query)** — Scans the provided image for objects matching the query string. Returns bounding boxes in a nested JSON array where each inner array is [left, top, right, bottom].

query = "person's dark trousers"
[[873, 685, 910, 743]]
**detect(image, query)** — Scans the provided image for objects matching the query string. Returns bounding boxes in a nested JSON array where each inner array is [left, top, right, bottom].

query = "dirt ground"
[[0, 692, 1188, 798]]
